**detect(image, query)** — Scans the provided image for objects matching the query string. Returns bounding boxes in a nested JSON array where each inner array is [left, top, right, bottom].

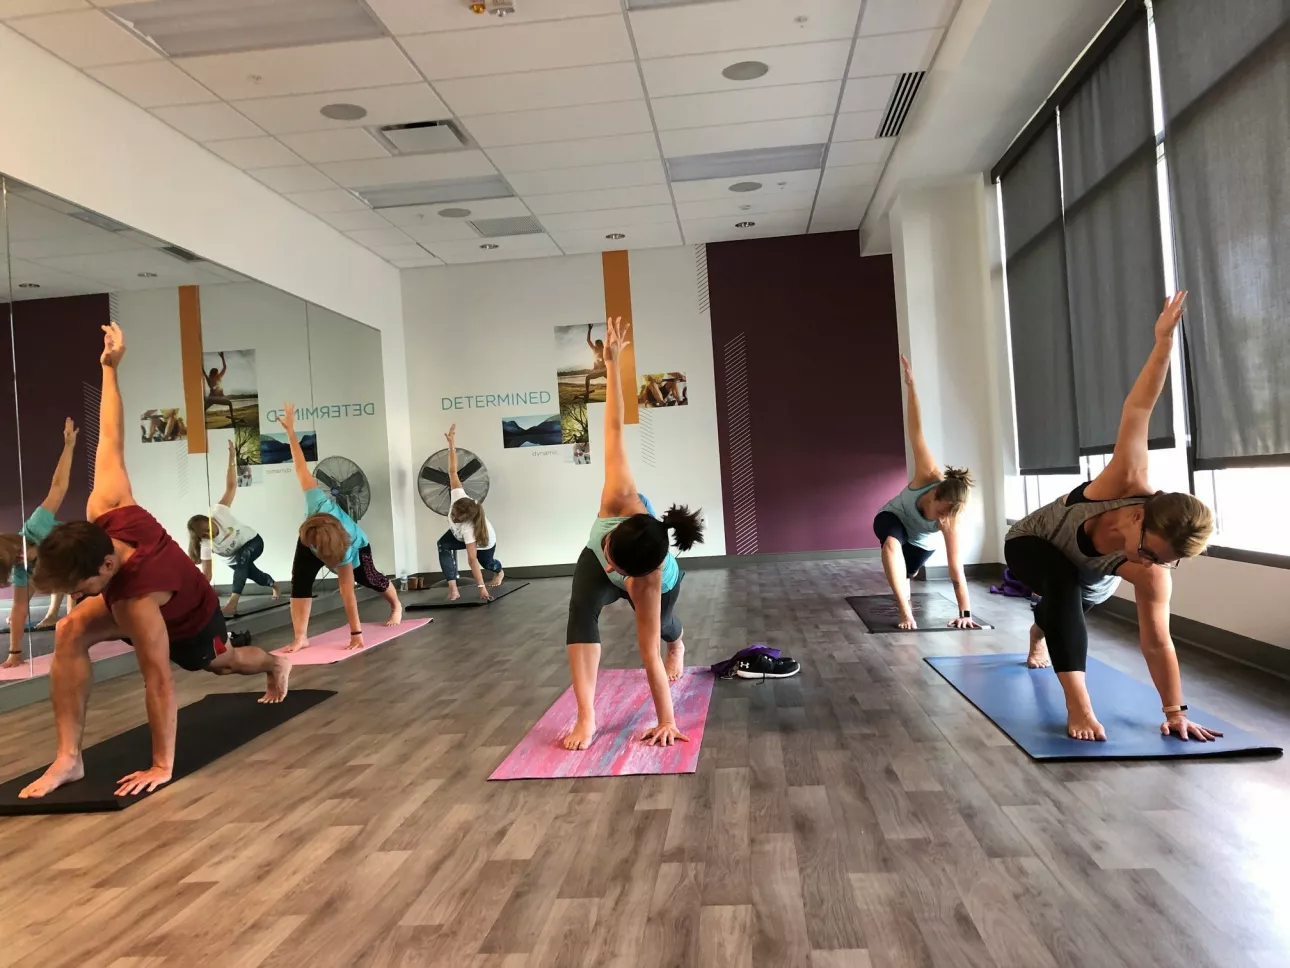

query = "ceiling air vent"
[[376, 120, 469, 155], [667, 144, 827, 182], [469, 216, 543, 238], [69, 211, 132, 233], [878, 72, 926, 139], [161, 245, 203, 263], [355, 175, 513, 210]]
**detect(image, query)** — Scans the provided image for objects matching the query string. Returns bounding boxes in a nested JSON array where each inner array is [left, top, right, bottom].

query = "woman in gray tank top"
[[1004, 293, 1220, 744], [872, 356, 978, 630]]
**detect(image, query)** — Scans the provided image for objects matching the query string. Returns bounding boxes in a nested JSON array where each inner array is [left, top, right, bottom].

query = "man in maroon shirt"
[[19, 322, 291, 800]]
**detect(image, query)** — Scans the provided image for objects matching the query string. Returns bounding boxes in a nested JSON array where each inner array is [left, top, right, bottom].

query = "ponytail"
[[661, 504, 705, 552], [186, 514, 210, 563], [472, 502, 490, 547], [933, 467, 973, 516]]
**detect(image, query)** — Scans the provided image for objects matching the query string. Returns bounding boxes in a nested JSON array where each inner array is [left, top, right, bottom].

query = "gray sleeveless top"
[[1006, 482, 1148, 605], [880, 479, 943, 549]]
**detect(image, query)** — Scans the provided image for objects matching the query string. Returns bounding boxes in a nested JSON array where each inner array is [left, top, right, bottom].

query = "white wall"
[[400, 245, 726, 572], [889, 177, 1009, 565]]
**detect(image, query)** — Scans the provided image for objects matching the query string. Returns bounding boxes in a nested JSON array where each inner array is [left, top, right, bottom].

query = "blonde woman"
[[438, 424, 503, 602]]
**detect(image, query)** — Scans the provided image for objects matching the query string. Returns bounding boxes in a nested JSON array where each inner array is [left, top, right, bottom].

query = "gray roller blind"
[[1002, 120, 1080, 474], [1155, 0, 1290, 467], [1060, 13, 1170, 455]]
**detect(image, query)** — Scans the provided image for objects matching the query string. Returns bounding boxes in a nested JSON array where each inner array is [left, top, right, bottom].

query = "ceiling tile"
[[427, 234, 563, 264], [248, 165, 336, 193], [314, 208, 395, 231], [403, 15, 632, 81], [204, 136, 302, 169], [670, 168, 821, 201], [85, 60, 216, 107], [681, 209, 811, 244], [839, 75, 896, 113], [539, 205, 676, 232], [831, 109, 883, 141], [676, 190, 818, 220], [40, 248, 222, 289], [382, 196, 532, 227], [401, 220, 483, 244], [819, 164, 879, 190], [507, 159, 666, 196], [489, 133, 660, 175], [370, 242, 437, 261], [151, 102, 262, 141], [318, 151, 497, 188], [551, 222, 682, 255], [279, 128, 390, 164], [524, 183, 672, 215], [859, 0, 955, 36], [641, 41, 852, 98], [233, 84, 450, 135], [849, 29, 942, 78], [809, 220, 860, 234], [284, 188, 367, 213], [366, 0, 618, 36], [815, 184, 874, 215], [464, 100, 653, 148], [659, 115, 833, 158], [0, 1, 88, 16], [436, 62, 644, 115], [8, 9, 160, 67], [391, 255, 446, 268], [346, 227, 414, 248], [629, 0, 861, 59], [176, 39, 419, 100], [826, 138, 893, 167], [651, 81, 840, 131]]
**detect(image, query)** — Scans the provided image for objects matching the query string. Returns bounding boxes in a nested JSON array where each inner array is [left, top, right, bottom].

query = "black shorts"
[[122, 604, 228, 672], [873, 510, 935, 579], [566, 546, 684, 644]]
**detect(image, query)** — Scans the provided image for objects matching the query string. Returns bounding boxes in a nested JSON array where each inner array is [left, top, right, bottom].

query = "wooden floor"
[[1, 560, 1287, 968]]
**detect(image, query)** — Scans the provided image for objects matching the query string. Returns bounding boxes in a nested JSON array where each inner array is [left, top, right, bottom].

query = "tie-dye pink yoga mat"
[[489, 667, 714, 780]]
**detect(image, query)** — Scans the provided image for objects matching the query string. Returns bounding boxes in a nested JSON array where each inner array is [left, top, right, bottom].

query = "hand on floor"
[[641, 722, 689, 747]]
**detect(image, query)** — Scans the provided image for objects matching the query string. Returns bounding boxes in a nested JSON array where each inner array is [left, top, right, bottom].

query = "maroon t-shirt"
[[99, 505, 218, 640]]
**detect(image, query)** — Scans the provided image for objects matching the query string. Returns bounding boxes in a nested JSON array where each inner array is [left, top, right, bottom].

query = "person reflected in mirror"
[[203, 351, 236, 426], [1006, 292, 1222, 743], [279, 403, 402, 653], [19, 323, 291, 801], [438, 424, 503, 603], [562, 316, 705, 752], [186, 439, 279, 618], [874, 356, 978, 631], [1, 418, 80, 667]]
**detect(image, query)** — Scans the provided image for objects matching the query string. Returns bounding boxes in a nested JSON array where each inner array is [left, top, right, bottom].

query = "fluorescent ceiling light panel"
[[355, 175, 513, 210], [469, 216, 544, 238], [666, 144, 826, 182], [625, 0, 725, 8], [108, 0, 384, 58]]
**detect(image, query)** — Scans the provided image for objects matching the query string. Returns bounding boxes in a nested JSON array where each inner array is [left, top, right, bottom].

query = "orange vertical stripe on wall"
[[601, 250, 639, 425], [178, 285, 208, 455]]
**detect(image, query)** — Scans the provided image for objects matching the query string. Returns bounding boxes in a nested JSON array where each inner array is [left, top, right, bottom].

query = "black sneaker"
[[734, 655, 801, 680]]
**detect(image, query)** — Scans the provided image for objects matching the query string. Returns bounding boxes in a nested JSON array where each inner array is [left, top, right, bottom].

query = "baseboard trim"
[[1098, 596, 1290, 681], [915, 563, 1005, 583]]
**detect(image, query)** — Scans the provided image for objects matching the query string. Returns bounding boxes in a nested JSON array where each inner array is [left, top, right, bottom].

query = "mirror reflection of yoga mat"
[[490, 668, 714, 780], [404, 581, 529, 610], [925, 655, 1283, 761], [847, 593, 995, 631], [0, 690, 335, 815]]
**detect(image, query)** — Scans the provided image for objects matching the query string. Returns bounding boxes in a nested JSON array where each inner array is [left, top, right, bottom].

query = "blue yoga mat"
[[925, 654, 1283, 761]]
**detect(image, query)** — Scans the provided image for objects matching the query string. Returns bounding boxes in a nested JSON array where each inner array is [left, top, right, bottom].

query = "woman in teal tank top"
[[563, 317, 705, 752]]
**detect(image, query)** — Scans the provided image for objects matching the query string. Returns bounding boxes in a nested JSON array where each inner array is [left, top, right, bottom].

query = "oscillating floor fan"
[[419, 448, 490, 515], [315, 455, 371, 520]]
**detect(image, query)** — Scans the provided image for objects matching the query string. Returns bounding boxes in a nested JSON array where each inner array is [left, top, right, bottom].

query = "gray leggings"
[[565, 546, 684, 644]]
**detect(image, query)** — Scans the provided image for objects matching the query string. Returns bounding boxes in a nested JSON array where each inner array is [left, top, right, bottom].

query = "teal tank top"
[[587, 493, 680, 593], [880, 479, 943, 549]]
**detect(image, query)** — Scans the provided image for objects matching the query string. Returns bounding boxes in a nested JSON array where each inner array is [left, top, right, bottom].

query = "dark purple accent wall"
[[0, 295, 107, 532], [707, 232, 908, 555]]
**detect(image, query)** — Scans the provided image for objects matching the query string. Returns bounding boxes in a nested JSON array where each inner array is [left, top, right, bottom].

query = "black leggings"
[[566, 546, 684, 644], [1003, 535, 1095, 673], [873, 511, 935, 579], [291, 540, 390, 599]]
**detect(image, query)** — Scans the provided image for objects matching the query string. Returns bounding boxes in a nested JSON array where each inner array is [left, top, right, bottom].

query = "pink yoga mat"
[[271, 618, 431, 666], [490, 667, 714, 780], [0, 639, 133, 681]]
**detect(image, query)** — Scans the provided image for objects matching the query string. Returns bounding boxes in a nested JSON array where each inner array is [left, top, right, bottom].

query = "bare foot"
[[271, 585, 281, 601], [561, 718, 597, 751], [18, 755, 85, 799], [222, 608, 238, 619], [2, 652, 23, 669], [259, 656, 292, 704], [1066, 705, 1106, 742], [446, 584, 461, 602], [282, 637, 310, 654], [34, 622, 57, 631], [1027, 624, 1051, 669], [384, 602, 403, 627], [488, 569, 505, 588], [897, 612, 917, 630], [664, 640, 685, 682]]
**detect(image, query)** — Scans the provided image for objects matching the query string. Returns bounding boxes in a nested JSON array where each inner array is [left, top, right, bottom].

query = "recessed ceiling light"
[[722, 61, 769, 81], [735, 221, 756, 228], [729, 181, 762, 193], [321, 103, 367, 121], [138, 272, 158, 278], [438, 207, 472, 218], [606, 233, 626, 240], [18, 283, 40, 289], [480, 243, 499, 250]]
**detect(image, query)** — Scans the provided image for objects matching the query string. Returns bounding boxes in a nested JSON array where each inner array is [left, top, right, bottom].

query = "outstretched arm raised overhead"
[[86, 322, 136, 521], [901, 356, 942, 487], [1088, 292, 1185, 500], [279, 404, 318, 493], [598, 317, 645, 518], [41, 418, 79, 515], [219, 439, 238, 507], [445, 424, 462, 489]]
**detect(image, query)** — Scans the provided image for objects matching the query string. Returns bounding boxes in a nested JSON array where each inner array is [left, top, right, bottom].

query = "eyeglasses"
[[1138, 530, 1179, 569]]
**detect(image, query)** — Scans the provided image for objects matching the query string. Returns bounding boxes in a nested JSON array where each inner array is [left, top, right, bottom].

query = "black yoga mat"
[[847, 593, 995, 632], [405, 581, 529, 611], [0, 689, 335, 815]]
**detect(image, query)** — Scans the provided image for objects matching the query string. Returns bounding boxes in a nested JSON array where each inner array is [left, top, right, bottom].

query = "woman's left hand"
[[1162, 712, 1222, 741], [63, 417, 79, 447], [947, 616, 981, 629], [445, 423, 456, 446], [604, 316, 628, 363], [346, 632, 365, 651], [641, 722, 690, 747]]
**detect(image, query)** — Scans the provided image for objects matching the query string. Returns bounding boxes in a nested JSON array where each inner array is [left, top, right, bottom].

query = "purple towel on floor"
[[711, 645, 782, 680], [990, 568, 1034, 599]]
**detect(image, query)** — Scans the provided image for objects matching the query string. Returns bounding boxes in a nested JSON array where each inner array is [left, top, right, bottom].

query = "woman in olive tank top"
[[1004, 293, 1220, 744]]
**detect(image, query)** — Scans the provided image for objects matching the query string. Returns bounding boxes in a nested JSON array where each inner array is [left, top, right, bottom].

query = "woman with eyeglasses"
[[1005, 292, 1219, 743]]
